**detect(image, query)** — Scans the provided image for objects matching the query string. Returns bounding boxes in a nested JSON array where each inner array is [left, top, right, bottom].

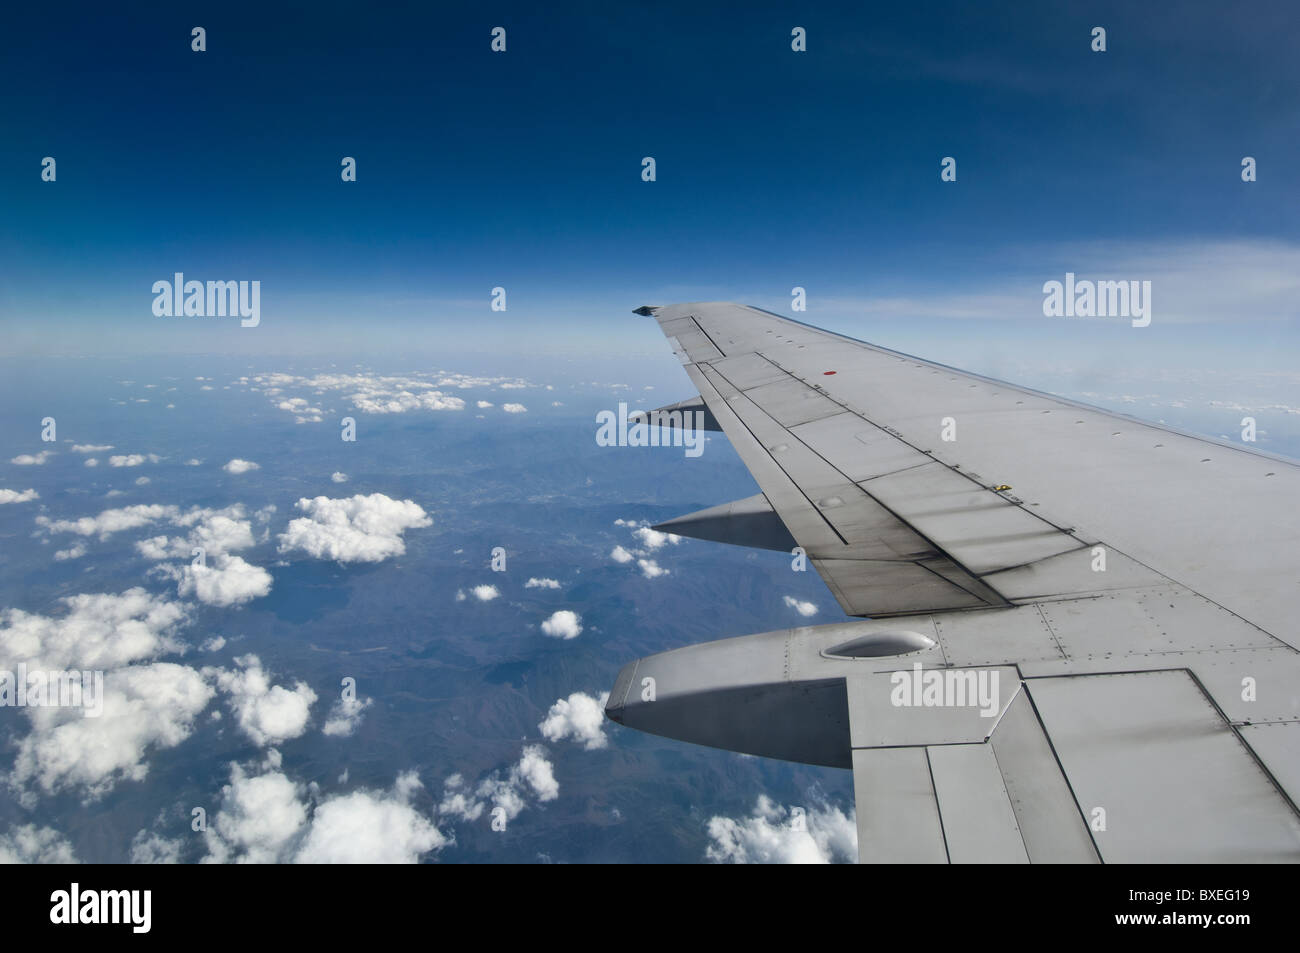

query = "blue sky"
[[1, 0, 1297, 363]]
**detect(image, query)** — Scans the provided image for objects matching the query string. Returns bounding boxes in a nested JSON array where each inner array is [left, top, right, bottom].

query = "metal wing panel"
[[1027, 671, 1300, 862], [654, 301, 1300, 643], [927, 743, 1030, 864], [650, 302, 1300, 641]]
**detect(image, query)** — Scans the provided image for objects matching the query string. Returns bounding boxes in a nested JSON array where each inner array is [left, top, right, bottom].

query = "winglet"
[[632, 305, 660, 316]]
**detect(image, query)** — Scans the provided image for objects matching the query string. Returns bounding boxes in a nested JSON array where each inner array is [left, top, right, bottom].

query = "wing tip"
[[632, 305, 661, 316]]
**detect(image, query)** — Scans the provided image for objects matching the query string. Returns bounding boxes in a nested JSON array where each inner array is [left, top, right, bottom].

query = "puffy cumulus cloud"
[[108, 454, 161, 467], [632, 526, 680, 551], [10, 451, 52, 465], [222, 459, 260, 475], [203, 765, 446, 864], [84, 459, 99, 467], [610, 520, 681, 579], [539, 691, 609, 750], [351, 387, 463, 414], [637, 558, 669, 579], [53, 543, 87, 561], [276, 494, 431, 564], [10, 662, 214, 800], [322, 692, 373, 737], [247, 371, 531, 419], [476, 400, 494, 409], [203, 764, 308, 864], [783, 596, 818, 617], [0, 488, 39, 504], [705, 795, 858, 864], [0, 587, 188, 673], [1, 592, 203, 801], [129, 831, 183, 864], [207, 655, 316, 747], [540, 610, 582, 640], [524, 577, 560, 589], [37, 503, 179, 540], [0, 824, 78, 863], [135, 505, 256, 561], [71, 444, 113, 453], [438, 745, 558, 824], [468, 585, 498, 602], [172, 555, 273, 608], [512, 745, 559, 802], [502, 403, 527, 414], [330, 472, 348, 483], [277, 397, 324, 424], [295, 775, 446, 863]]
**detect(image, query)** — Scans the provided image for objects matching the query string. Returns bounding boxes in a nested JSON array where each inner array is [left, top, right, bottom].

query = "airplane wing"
[[605, 301, 1300, 863]]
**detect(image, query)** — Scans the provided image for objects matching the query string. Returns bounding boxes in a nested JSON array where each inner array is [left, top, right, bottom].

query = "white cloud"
[[10, 662, 214, 800], [638, 558, 669, 579], [208, 655, 316, 747], [277, 398, 324, 423], [277, 494, 431, 564], [540, 610, 582, 640], [204, 765, 446, 864], [295, 781, 446, 863], [109, 454, 160, 468], [783, 596, 818, 617], [524, 577, 560, 589], [38, 503, 179, 539], [71, 444, 113, 453], [53, 543, 87, 561], [322, 692, 373, 737], [129, 831, 182, 864], [468, 584, 498, 602], [330, 472, 348, 483], [136, 506, 255, 561], [633, 526, 680, 551], [539, 691, 609, 750], [705, 795, 858, 864], [2, 593, 209, 798], [611, 521, 680, 578], [222, 459, 260, 474], [502, 403, 527, 414], [10, 452, 51, 465], [84, 459, 99, 467], [202, 765, 308, 864], [476, 400, 494, 409], [0, 587, 188, 673], [173, 555, 273, 607], [0, 824, 78, 863], [439, 745, 557, 824], [0, 489, 39, 504]]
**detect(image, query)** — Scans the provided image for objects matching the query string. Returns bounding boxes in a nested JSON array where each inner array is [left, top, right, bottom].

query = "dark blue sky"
[[1, 0, 1297, 357]]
